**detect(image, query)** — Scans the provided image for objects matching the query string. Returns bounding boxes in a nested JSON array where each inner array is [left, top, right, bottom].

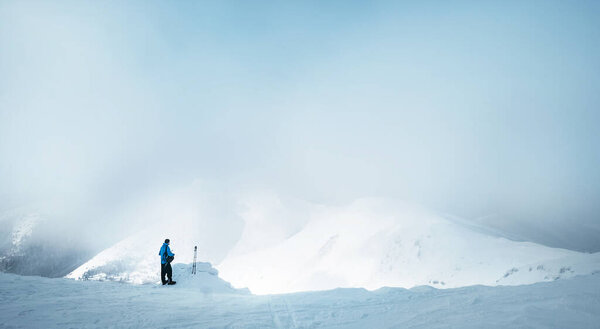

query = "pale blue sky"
[[1, 1, 599, 251]]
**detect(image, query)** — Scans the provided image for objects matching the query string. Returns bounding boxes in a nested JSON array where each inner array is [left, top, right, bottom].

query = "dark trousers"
[[161, 263, 172, 284]]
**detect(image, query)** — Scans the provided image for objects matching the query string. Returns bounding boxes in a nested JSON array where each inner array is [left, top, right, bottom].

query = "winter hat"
[[165, 239, 170, 244]]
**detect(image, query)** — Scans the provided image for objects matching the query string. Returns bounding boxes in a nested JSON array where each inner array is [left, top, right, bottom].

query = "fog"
[[1, 1, 600, 276]]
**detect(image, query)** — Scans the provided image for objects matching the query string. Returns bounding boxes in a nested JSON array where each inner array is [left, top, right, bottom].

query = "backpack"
[[164, 246, 174, 264]]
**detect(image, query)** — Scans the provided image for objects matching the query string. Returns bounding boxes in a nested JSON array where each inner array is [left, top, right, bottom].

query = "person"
[[159, 239, 176, 285]]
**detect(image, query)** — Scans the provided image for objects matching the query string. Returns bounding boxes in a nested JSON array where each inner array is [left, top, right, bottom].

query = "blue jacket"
[[159, 243, 174, 264]]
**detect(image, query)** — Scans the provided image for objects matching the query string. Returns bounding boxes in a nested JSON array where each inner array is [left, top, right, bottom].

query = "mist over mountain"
[[1, 0, 600, 277], [0, 209, 93, 277], [64, 196, 600, 295], [2, 2, 600, 328]]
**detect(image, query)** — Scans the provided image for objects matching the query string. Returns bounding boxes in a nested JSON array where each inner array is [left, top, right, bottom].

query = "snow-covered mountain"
[[0, 208, 43, 260], [67, 197, 600, 295], [217, 198, 600, 294], [0, 208, 91, 277]]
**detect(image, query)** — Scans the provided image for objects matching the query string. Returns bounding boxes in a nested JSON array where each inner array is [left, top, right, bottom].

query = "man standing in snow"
[[159, 239, 176, 285]]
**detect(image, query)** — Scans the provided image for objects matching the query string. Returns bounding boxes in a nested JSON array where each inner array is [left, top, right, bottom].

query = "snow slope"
[[67, 197, 600, 294], [218, 198, 600, 294], [66, 222, 222, 284], [1, 271, 599, 328]]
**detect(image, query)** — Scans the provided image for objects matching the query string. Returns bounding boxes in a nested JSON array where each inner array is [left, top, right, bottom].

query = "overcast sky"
[[1, 1, 599, 252]]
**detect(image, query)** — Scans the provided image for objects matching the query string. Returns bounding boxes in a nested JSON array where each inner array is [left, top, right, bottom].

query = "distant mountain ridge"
[[0, 209, 92, 277], [217, 198, 600, 294], [65, 197, 600, 294]]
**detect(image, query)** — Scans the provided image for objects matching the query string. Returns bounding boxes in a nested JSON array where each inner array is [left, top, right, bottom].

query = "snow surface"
[[67, 198, 600, 295], [2, 270, 600, 328]]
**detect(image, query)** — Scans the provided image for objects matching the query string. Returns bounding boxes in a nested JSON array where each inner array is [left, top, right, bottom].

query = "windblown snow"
[[67, 197, 600, 295]]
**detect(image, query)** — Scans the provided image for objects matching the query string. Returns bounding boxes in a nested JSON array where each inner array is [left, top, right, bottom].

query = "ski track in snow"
[[1, 272, 599, 329]]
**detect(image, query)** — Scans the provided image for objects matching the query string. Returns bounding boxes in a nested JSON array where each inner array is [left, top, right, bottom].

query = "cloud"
[[0, 0, 599, 260]]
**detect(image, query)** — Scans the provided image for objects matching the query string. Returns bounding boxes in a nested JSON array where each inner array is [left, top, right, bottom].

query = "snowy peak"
[[216, 198, 600, 294], [65, 197, 600, 295]]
